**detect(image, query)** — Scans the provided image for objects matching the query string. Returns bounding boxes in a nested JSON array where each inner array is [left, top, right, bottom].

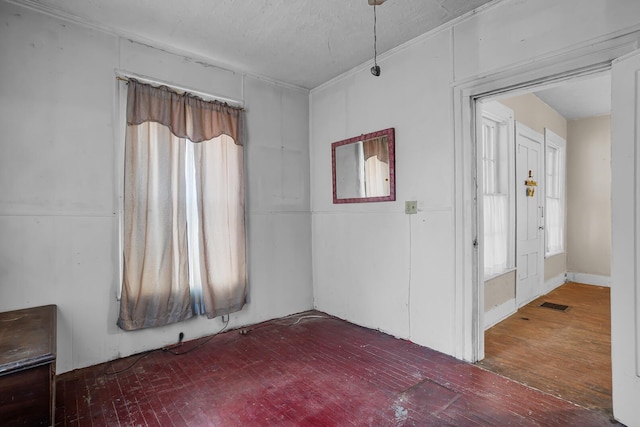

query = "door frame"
[[451, 30, 640, 363], [610, 50, 640, 426]]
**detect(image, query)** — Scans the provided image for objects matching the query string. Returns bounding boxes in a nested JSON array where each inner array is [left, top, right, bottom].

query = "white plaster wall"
[[311, 29, 456, 353], [567, 115, 611, 277], [310, 0, 640, 357], [453, 0, 640, 82], [499, 94, 567, 139], [484, 272, 515, 311], [0, 2, 312, 373]]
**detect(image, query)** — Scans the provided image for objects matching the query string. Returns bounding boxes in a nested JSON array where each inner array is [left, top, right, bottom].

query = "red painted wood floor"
[[55, 312, 615, 426]]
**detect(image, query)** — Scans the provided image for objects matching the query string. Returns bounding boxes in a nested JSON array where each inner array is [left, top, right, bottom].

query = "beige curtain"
[[118, 122, 192, 330], [362, 136, 389, 164], [118, 80, 246, 331], [126, 80, 244, 145], [362, 136, 390, 197], [192, 135, 246, 318]]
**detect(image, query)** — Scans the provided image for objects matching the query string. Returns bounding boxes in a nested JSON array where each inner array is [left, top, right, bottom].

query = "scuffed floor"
[[56, 312, 613, 426]]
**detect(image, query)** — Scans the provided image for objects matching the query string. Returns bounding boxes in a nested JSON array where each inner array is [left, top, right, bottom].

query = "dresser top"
[[0, 305, 57, 374]]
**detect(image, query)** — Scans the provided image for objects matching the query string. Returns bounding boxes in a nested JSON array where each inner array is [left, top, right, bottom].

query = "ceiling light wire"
[[374, 3, 378, 65], [371, 2, 381, 76]]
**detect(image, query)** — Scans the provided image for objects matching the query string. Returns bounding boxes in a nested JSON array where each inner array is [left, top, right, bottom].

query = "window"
[[481, 101, 515, 279], [545, 129, 566, 256], [117, 79, 246, 331]]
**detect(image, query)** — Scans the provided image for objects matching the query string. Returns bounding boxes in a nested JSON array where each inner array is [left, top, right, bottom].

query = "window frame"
[[114, 74, 245, 301], [544, 128, 566, 257], [115, 80, 128, 300], [480, 101, 516, 280]]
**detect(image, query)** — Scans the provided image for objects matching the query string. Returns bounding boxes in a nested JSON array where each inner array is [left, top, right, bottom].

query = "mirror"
[[332, 128, 395, 203]]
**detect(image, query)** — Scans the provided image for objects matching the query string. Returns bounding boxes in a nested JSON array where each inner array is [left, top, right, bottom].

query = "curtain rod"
[[115, 70, 245, 110]]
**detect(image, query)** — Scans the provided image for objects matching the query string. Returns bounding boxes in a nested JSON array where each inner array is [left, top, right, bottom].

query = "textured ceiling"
[[19, 0, 494, 89]]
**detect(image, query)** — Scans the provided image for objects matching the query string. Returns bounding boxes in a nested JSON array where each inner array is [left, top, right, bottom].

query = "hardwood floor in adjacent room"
[[479, 282, 613, 417], [55, 309, 614, 426]]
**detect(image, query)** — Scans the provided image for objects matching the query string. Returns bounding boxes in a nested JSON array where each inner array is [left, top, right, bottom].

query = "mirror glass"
[[332, 128, 395, 203]]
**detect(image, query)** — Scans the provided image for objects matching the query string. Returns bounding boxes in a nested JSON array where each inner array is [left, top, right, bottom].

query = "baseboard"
[[567, 272, 611, 287], [542, 273, 566, 294], [484, 298, 517, 330]]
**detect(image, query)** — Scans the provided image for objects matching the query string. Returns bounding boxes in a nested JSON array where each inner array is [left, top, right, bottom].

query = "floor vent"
[[540, 302, 569, 311]]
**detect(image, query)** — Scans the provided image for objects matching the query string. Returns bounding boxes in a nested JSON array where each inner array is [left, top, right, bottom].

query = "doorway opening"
[[475, 71, 613, 416]]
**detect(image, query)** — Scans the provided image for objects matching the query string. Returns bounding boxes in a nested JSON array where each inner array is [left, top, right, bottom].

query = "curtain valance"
[[363, 136, 389, 164], [126, 79, 244, 145]]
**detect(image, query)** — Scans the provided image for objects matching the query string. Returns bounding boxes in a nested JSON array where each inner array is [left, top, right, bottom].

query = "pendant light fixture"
[[369, 0, 385, 76]]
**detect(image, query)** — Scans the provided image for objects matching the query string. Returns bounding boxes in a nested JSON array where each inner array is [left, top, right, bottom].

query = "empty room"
[[1, 0, 640, 426]]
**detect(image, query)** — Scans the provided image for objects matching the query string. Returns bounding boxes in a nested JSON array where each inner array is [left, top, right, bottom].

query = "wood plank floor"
[[479, 282, 613, 417], [54, 310, 614, 426]]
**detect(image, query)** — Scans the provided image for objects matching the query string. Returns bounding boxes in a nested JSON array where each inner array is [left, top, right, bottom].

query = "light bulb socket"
[[371, 65, 381, 76]]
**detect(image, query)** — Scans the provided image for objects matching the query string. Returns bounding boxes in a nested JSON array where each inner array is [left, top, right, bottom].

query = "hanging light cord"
[[373, 3, 378, 68], [370, 3, 381, 76]]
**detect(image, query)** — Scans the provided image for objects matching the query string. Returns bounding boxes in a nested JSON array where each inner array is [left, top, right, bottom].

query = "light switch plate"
[[405, 201, 417, 214]]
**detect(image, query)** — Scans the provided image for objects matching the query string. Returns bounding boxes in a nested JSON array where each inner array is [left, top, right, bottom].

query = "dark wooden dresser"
[[0, 305, 57, 426]]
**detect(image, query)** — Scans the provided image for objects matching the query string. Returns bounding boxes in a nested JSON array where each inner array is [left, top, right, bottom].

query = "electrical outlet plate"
[[405, 201, 417, 214]]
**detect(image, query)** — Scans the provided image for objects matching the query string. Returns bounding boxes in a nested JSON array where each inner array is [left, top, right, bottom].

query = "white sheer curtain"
[[545, 144, 563, 254], [363, 136, 390, 197], [482, 117, 510, 278], [483, 194, 509, 277], [190, 134, 246, 318], [546, 198, 562, 254], [364, 156, 390, 197], [119, 122, 193, 330]]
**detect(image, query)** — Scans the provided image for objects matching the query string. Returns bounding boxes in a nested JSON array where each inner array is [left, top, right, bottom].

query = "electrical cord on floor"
[[104, 350, 158, 376], [104, 316, 230, 375], [104, 313, 325, 374], [289, 315, 326, 326], [162, 315, 229, 355], [238, 313, 329, 335]]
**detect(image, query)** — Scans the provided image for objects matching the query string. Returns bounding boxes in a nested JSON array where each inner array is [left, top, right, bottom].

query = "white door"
[[515, 123, 544, 307], [611, 51, 640, 427]]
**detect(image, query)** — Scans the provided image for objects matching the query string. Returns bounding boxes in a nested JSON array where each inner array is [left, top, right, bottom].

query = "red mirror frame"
[[331, 127, 396, 204]]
